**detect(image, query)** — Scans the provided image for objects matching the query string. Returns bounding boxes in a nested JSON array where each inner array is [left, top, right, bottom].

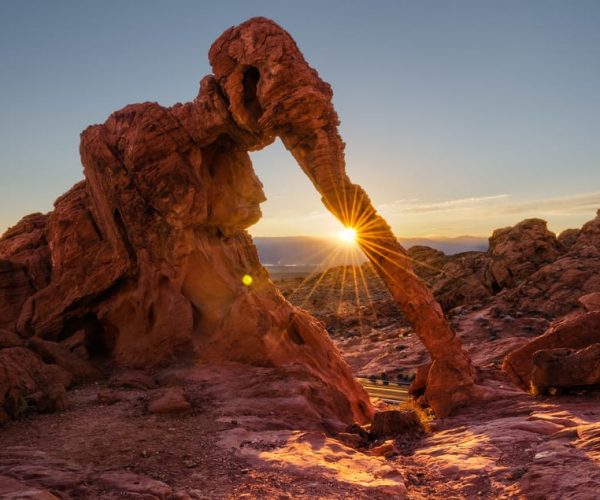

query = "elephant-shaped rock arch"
[[0, 17, 474, 420], [210, 18, 476, 416]]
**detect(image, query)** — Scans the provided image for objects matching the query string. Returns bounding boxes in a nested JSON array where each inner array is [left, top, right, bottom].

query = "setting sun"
[[338, 227, 358, 245]]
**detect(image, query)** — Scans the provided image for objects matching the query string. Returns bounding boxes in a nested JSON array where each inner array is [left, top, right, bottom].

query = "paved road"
[[357, 378, 410, 404]]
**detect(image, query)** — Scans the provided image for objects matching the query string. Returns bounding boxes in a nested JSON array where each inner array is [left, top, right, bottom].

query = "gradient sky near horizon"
[[1, 0, 599, 238]]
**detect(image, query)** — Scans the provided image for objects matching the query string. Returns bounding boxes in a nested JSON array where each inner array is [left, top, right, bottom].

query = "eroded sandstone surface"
[[1, 20, 371, 427], [0, 16, 474, 424]]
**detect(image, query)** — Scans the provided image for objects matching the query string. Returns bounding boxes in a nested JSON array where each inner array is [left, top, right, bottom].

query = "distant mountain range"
[[253, 235, 488, 267]]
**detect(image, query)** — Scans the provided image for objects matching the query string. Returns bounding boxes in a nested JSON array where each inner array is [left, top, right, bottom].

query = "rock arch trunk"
[[210, 17, 475, 415]]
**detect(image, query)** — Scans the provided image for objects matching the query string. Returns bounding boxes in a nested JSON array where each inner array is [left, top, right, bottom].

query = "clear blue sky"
[[1, 0, 599, 237]]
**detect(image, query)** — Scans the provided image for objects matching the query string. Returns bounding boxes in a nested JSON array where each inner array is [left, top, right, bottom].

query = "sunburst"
[[337, 227, 358, 245], [278, 184, 449, 341]]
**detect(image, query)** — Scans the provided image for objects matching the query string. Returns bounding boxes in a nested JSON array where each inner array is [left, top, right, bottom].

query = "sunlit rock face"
[[503, 311, 600, 391], [500, 210, 600, 317], [407, 212, 600, 319], [210, 17, 476, 417], [0, 16, 483, 422], [0, 18, 377, 425], [484, 218, 563, 292]]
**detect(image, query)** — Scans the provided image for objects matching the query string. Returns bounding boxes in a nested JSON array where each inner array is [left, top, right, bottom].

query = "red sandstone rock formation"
[[580, 292, 600, 312], [209, 17, 475, 417], [408, 212, 600, 320], [501, 210, 600, 317], [0, 347, 70, 422], [0, 17, 475, 421], [530, 343, 600, 392], [484, 218, 563, 292], [408, 246, 490, 311], [503, 311, 600, 390]]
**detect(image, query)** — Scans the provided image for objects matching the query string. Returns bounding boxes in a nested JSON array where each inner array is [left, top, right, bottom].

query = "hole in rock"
[[248, 141, 411, 404], [59, 314, 110, 358], [287, 320, 306, 345], [249, 140, 377, 342], [242, 65, 263, 123]]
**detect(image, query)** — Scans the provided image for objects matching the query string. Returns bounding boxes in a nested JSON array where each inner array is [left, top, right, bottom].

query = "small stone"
[[147, 386, 191, 414], [335, 432, 365, 449], [28, 337, 101, 382], [367, 439, 398, 458], [371, 409, 424, 438]]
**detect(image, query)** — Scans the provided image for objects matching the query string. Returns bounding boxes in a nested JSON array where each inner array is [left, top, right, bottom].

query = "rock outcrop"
[[0, 17, 477, 421], [0, 347, 70, 423], [400, 218, 568, 314], [530, 343, 600, 392], [501, 210, 600, 317], [484, 218, 562, 292], [503, 311, 600, 391], [408, 247, 490, 311], [409, 211, 600, 321]]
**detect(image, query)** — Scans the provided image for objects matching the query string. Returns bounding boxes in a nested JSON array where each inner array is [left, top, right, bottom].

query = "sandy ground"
[[0, 365, 406, 499], [1, 268, 599, 499], [2, 360, 599, 499]]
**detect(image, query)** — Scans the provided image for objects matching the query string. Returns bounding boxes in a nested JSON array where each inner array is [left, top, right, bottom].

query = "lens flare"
[[338, 227, 358, 245]]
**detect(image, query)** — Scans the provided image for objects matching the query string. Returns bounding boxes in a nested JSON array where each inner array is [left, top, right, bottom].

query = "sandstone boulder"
[[499, 211, 600, 318], [557, 228, 580, 249], [0, 347, 70, 423], [409, 248, 491, 311], [574, 208, 600, 249], [28, 337, 101, 383], [147, 386, 191, 414], [503, 311, 600, 390], [371, 408, 424, 438], [530, 343, 600, 392], [484, 218, 562, 292], [0, 213, 51, 292]]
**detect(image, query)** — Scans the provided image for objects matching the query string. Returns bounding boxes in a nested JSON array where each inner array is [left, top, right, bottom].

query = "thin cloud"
[[379, 194, 510, 214], [491, 191, 600, 217], [379, 191, 600, 219]]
